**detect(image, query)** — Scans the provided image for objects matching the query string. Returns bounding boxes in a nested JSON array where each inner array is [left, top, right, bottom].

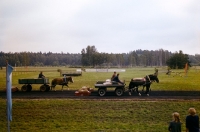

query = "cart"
[[18, 78, 50, 92], [95, 81, 126, 96]]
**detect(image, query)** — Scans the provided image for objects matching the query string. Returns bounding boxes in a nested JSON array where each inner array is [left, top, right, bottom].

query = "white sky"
[[0, 0, 200, 55]]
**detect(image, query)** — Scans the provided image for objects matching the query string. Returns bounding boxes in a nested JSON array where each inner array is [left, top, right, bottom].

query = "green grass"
[[0, 99, 199, 132], [0, 66, 200, 132], [0, 66, 200, 91]]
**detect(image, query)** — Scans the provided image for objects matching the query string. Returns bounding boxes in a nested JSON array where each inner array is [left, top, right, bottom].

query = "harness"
[[146, 75, 151, 83]]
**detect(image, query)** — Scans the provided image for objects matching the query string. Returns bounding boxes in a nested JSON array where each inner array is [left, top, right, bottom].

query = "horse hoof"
[[138, 93, 141, 96], [129, 92, 131, 96], [147, 94, 149, 96]]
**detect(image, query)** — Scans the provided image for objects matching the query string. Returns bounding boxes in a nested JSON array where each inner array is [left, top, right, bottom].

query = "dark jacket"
[[111, 74, 116, 81], [168, 121, 181, 132], [186, 115, 199, 132], [113, 75, 123, 84], [38, 73, 45, 78]]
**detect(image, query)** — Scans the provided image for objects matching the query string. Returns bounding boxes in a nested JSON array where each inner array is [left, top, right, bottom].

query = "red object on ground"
[[75, 86, 93, 96], [75, 90, 91, 96]]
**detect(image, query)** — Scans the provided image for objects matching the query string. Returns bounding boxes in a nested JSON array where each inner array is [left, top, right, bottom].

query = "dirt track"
[[0, 90, 200, 100]]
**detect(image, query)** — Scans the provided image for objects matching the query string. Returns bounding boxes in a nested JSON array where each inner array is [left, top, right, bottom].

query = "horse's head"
[[67, 76, 74, 83], [145, 74, 159, 83]]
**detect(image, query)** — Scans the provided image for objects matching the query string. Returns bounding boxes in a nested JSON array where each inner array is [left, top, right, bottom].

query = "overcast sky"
[[0, 0, 200, 55]]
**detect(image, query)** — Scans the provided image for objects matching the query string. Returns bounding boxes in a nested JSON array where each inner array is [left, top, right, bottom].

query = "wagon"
[[94, 80, 126, 96], [18, 78, 50, 92], [62, 71, 82, 76]]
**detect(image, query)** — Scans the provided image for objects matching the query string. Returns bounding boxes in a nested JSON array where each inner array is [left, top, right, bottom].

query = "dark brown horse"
[[51, 76, 74, 91], [128, 74, 159, 96]]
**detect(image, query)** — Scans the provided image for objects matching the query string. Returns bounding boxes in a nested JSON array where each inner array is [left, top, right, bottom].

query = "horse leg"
[[128, 88, 132, 95], [61, 83, 69, 91], [53, 85, 56, 91], [51, 86, 54, 91], [132, 86, 141, 96], [145, 85, 150, 96], [129, 87, 141, 96], [128, 84, 134, 95], [51, 86, 53, 91], [66, 84, 69, 90], [142, 86, 145, 93], [65, 83, 69, 90], [128, 85, 134, 95], [135, 87, 141, 96]]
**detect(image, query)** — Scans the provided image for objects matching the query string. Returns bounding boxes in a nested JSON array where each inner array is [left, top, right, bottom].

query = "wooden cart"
[[18, 78, 50, 92], [95, 81, 126, 96]]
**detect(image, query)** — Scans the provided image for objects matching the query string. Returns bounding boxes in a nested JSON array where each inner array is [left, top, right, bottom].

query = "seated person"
[[63, 75, 67, 83], [111, 71, 116, 81], [38, 71, 45, 78], [112, 73, 124, 84]]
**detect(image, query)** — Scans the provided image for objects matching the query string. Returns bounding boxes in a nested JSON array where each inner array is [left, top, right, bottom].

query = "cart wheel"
[[98, 88, 106, 96], [45, 85, 50, 92], [21, 85, 28, 92], [27, 84, 32, 92], [40, 85, 46, 92], [115, 88, 124, 96]]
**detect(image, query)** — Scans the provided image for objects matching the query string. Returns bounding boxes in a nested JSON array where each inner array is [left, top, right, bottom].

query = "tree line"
[[0, 46, 199, 68]]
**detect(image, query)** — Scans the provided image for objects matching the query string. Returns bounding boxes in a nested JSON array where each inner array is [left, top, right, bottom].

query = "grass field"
[[0, 99, 200, 132], [0, 66, 200, 132], [0, 66, 200, 91]]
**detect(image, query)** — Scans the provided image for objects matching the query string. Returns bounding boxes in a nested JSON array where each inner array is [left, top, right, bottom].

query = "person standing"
[[186, 108, 199, 132], [168, 112, 181, 132]]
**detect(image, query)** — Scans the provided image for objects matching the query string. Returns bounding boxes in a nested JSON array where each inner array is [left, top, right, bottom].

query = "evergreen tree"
[[166, 50, 190, 69]]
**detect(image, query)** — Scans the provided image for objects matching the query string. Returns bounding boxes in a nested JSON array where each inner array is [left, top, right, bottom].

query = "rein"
[[146, 75, 151, 83]]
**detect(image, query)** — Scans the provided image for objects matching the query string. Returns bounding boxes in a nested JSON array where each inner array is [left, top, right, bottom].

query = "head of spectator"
[[172, 112, 180, 122], [188, 108, 196, 116]]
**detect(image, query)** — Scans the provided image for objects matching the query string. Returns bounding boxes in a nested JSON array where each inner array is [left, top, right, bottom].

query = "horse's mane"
[[145, 74, 159, 83], [144, 74, 153, 80], [66, 76, 73, 83]]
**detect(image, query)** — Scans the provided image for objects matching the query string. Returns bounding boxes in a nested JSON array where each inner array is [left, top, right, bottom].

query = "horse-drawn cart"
[[95, 80, 126, 96], [95, 74, 159, 97], [18, 78, 50, 92]]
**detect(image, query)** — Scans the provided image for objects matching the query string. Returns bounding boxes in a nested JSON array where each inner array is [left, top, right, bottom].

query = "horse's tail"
[[51, 79, 54, 86], [51, 79, 57, 88]]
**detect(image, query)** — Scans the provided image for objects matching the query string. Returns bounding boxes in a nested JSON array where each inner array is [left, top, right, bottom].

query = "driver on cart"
[[38, 71, 45, 78], [113, 73, 124, 84]]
